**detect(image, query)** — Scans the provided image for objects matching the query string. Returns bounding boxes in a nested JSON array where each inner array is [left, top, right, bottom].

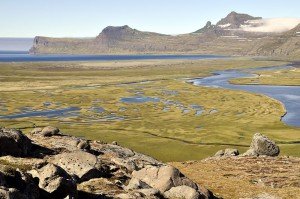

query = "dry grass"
[[172, 156, 300, 199]]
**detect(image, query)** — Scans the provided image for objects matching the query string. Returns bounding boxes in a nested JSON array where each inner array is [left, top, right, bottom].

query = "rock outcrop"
[[212, 133, 280, 159], [194, 21, 216, 33], [242, 133, 280, 157], [28, 163, 77, 198], [127, 165, 213, 198], [40, 126, 60, 137], [0, 128, 32, 157], [50, 151, 106, 182], [0, 127, 216, 199], [131, 165, 198, 193], [99, 143, 162, 171], [164, 185, 201, 199], [0, 167, 40, 199], [214, 148, 239, 157]]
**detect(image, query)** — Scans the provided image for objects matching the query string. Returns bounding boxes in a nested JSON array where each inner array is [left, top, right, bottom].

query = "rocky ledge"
[[0, 126, 216, 199]]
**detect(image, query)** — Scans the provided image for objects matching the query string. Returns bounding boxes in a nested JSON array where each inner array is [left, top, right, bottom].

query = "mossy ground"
[[0, 58, 299, 162]]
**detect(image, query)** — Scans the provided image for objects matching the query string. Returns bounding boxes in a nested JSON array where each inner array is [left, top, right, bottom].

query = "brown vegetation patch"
[[172, 156, 300, 199]]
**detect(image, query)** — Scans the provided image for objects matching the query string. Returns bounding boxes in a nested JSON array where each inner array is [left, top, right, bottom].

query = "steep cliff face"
[[30, 36, 96, 54]]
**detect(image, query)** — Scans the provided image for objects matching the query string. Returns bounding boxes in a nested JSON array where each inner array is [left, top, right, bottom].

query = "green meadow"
[[0, 58, 299, 162]]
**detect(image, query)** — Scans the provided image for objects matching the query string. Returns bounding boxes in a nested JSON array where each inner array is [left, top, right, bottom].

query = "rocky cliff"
[[29, 12, 300, 58]]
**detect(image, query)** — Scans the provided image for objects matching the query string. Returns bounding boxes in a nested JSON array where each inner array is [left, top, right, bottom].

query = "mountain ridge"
[[30, 12, 300, 58]]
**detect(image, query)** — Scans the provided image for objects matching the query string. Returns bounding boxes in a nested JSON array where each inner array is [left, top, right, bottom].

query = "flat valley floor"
[[0, 58, 299, 162]]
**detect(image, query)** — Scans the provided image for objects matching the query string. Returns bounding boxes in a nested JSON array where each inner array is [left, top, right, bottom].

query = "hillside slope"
[[249, 24, 300, 58], [173, 156, 300, 199]]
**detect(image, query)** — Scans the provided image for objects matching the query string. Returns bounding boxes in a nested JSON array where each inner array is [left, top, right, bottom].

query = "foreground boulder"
[[77, 140, 90, 150], [98, 143, 162, 172], [29, 163, 77, 198], [41, 126, 60, 137], [211, 133, 280, 158], [129, 165, 213, 198], [0, 128, 32, 157], [164, 185, 201, 199], [131, 165, 197, 192], [243, 133, 280, 157], [50, 151, 106, 182], [0, 167, 40, 199]]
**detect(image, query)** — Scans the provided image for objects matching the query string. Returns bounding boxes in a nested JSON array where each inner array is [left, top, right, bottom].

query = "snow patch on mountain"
[[218, 23, 231, 28]]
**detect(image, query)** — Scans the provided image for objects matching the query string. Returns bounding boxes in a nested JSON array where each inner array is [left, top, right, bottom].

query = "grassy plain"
[[0, 58, 299, 162], [230, 65, 300, 86]]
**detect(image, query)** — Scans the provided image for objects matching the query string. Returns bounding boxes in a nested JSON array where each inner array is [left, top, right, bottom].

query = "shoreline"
[[187, 65, 298, 128]]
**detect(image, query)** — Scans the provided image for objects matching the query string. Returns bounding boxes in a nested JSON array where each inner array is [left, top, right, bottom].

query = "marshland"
[[1, 58, 299, 162]]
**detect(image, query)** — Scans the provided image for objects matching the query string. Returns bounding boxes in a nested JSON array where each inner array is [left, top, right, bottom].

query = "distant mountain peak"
[[228, 11, 238, 15], [216, 11, 262, 29], [102, 25, 132, 33], [96, 25, 167, 43], [100, 25, 135, 35], [96, 25, 139, 41], [194, 11, 262, 34]]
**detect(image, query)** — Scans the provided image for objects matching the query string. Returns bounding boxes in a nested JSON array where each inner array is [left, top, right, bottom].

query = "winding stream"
[[190, 66, 300, 127]]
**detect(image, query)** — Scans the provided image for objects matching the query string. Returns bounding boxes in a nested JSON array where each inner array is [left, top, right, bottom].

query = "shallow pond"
[[89, 107, 105, 113], [0, 107, 81, 119], [120, 96, 160, 103], [190, 104, 204, 116]]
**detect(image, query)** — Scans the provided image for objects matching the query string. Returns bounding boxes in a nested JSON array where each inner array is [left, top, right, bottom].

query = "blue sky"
[[1, 0, 300, 37]]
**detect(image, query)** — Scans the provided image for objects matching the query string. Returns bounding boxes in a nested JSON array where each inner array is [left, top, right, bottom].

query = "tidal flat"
[[0, 58, 299, 162]]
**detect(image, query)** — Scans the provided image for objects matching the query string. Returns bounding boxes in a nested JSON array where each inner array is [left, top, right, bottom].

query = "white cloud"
[[241, 18, 300, 33]]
